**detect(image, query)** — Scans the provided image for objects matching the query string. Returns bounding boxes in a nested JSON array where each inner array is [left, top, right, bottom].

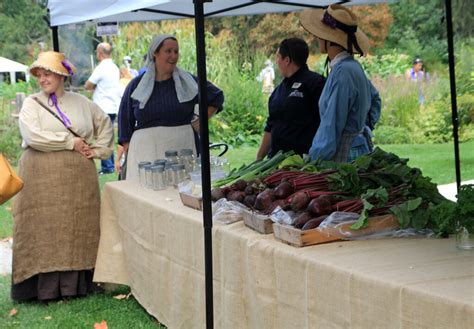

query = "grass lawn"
[[1, 140, 473, 326]]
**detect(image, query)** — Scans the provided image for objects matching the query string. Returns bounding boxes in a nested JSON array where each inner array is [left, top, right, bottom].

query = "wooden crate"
[[243, 210, 274, 234], [179, 192, 203, 210], [273, 214, 399, 247]]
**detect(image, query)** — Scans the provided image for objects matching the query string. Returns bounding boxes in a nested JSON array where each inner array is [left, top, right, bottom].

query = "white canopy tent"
[[47, 1, 461, 327], [0, 57, 29, 84]]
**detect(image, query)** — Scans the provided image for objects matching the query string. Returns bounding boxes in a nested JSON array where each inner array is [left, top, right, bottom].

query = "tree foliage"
[[0, 0, 49, 63]]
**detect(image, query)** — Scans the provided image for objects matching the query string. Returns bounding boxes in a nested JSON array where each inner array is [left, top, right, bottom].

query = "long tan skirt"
[[12, 148, 100, 290]]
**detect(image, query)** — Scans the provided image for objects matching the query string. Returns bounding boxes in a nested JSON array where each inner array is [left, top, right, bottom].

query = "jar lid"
[[171, 164, 186, 171], [179, 149, 194, 156], [138, 161, 152, 168], [154, 159, 167, 165], [165, 150, 178, 157], [151, 165, 165, 172], [165, 161, 179, 169], [144, 164, 153, 171]]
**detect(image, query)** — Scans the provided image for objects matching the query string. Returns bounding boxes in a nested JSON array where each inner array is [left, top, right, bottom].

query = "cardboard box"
[[179, 192, 203, 210]]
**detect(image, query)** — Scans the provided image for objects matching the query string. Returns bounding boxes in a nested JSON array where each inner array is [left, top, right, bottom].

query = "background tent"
[[0, 57, 29, 84], [47, 1, 461, 328]]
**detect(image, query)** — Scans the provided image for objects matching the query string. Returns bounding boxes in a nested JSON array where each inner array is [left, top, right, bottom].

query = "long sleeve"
[[205, 80, 224, 112], [309, 80, 352, 161], [89, 102, 114, 160], [19, 97, 75, 152], [366, 81, 381, 130], [118, 79, 138, 144]]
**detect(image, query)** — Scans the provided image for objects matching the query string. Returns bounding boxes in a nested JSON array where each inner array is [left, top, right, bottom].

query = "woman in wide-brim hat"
[[300, 4, 381, 162], [11, 51, 114, 301]]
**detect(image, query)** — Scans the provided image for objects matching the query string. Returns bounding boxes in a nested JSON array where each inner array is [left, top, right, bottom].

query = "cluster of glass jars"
[[137, 149, 197, 190]]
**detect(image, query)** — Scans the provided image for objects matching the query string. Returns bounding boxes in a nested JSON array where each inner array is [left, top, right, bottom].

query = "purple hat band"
[[61, 60, 74, 76], [321, 10, 363, 56]]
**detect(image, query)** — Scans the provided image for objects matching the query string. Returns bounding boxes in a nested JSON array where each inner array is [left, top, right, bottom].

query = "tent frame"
[[49, 1, 461, 328]]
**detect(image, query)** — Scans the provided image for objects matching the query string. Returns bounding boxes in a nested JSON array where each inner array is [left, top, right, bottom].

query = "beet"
[[293, 211, 313, 229], [301, 215, 328, 230], [307, 196, 333, 216], [221, 186, 232, 196], [264, 199, 289, 214], [273, 181, 294, 199], [227, 191, 245, 203], [211, 187, 225, 201], [231, 179, 247, 191], [291, 192, 311, 212], [243, 195, 256, 208], [244, 185, 255, 195], [254, 189, 275, 211]]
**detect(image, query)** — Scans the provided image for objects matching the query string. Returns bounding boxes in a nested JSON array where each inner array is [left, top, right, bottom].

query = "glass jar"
[[165, 161, 178, 186], [456, 224, 474, 250], [138, 161, 152, 187], [154, 159, 167, 167], [179, 149, 195, 174], [171, 163, 186, 187], [165, 150, 179, 164], [151, 165, 166, 191], [144, 164, 154, 189]]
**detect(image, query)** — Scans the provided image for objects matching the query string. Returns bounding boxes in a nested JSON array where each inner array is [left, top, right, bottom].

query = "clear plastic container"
[[144, 164, 154, 189], [138, 161, 152, 187], [165, 150, 179, 164], [151, 165, 166, 190], [171, 163, 186, 187], [179, 149, 195, 174]]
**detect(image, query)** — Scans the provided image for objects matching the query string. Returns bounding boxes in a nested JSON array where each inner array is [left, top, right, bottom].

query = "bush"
[[373, 125, 411, 144]]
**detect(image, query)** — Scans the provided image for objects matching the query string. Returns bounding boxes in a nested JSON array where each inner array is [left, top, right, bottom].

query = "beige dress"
[[11, 91, 113, 301]]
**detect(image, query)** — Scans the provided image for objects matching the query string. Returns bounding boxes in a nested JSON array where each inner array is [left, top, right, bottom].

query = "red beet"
[[227, 191, 245, 203], [244, 185, 255, 195], [301, 215, 328, 230], [243, 195, 256, 208], [291, 192, 311, 212], [231, 179, 247, 191], [274, 181, 294, 199], [293, 211, 313, 229], [307, 196, 333, 216], [254, 189, 275, 211], [211, 187, 225, 201]]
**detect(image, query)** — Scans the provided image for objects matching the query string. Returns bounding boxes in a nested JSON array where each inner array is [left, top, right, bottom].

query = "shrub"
[[373, 125, 411, 144]]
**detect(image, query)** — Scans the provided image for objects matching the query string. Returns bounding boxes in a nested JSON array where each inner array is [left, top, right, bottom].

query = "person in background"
[[256, 38, 325, 160], [85, 42, 122, 174], [300, 4, 381, 162], [123, 55, 139, 78], [119, 67, 133, 87], [118, 34, 224, 180], [12, 51, 113, 302], [257, 59, 276, 93], [406, 57, 428, 105]]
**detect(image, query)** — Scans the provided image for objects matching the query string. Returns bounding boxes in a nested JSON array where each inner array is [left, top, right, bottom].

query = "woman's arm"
[[256, 132, 271, 160], [90, 102, 114, 160]]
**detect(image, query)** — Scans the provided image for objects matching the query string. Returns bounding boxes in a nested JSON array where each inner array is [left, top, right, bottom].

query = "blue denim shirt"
[[309, 55, 381, 161]]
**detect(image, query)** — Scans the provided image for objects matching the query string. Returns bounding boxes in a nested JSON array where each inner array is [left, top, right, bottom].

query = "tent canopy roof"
[[48, 0, 390, 26], [0, 57, 28, 73]]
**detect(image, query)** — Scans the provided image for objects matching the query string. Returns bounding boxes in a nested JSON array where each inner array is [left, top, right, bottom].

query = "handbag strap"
[[32, 96, 82, 139]]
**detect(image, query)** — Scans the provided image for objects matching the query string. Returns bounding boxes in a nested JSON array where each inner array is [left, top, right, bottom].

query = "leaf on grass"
[[94, 320, 108, 329], [113, 292, 132, 300], [9, 308, 18, 316], [44, 316, 52, 320]]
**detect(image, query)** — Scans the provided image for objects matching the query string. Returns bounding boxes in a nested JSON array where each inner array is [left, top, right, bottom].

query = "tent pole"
[[194, 1, 214, 328], [52, 26, 59, 51], [444, 0, 461, 191]]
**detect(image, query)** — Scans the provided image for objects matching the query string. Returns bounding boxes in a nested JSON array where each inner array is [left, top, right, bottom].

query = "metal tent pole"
[[444, 0, 461, 191], [52, 26, 59, 51], [194, 1, 214, 328]]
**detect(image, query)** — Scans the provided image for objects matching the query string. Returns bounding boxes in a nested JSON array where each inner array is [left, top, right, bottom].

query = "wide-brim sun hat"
[[30, 51, 77, 77], [300, 4, 369, 56]]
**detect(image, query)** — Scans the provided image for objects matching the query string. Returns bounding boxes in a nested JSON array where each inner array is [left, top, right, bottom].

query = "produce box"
[[243, 210, 274, 234], [273, 214, 399, 247], [179, 192, 203, 210]]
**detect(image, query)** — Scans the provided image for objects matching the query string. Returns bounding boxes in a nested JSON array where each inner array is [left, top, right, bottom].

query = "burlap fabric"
[[12, 148, 100, 284]]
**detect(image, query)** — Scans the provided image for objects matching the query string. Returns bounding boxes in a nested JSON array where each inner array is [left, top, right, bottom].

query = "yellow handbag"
[[0, 153, 24, 205]]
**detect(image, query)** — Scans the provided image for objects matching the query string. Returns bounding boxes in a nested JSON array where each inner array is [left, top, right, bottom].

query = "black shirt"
[[265, 65, 325, 157]]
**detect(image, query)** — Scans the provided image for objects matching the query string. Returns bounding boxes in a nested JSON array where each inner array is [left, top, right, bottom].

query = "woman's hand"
[[73, 137, 94, 158]]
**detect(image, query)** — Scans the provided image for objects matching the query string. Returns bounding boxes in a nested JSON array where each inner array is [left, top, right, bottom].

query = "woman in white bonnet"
[[118, 34, 224, 180], [300, 4, 381, 162]]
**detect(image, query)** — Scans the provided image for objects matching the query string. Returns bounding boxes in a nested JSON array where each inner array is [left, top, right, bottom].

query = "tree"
[[0, 0, 50, 63]]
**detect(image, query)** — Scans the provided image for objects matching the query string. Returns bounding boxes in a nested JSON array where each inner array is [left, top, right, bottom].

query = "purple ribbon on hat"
[[61, 60, 74, 76], [49, 93, 72, 128], [322, 11, 339, 29], [321, 10, 363, 56]]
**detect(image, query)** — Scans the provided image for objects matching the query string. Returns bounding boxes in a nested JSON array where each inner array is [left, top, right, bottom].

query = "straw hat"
[[30, 51, 77, 77], [300, 4, 369, 56]]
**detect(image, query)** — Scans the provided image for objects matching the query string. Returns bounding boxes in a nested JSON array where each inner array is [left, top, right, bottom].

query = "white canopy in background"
[[0, 57, 29, 84], [48, 0, 389, 26]]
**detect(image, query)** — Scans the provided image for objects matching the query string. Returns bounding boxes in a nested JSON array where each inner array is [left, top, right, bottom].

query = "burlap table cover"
[[94, 180, 474, 329]]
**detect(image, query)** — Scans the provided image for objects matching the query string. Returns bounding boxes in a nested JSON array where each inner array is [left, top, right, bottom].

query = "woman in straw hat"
[[11, 51, 114, 301], [118, 34, 224, 180], [300, 4, 381, 162]]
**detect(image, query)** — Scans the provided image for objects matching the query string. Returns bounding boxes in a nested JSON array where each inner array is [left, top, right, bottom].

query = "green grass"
[[0, 276, 164, 328]]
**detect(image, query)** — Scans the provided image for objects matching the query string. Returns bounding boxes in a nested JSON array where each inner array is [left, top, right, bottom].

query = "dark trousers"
[[101, 114, 116, 173]]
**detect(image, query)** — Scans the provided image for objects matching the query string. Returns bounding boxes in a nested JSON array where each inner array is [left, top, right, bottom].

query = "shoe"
[[98, 170, 114, 175]]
